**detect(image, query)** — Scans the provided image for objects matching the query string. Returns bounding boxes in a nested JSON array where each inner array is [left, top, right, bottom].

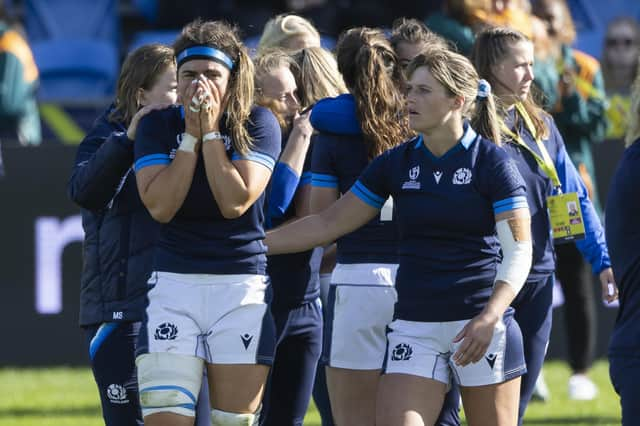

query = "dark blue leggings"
[[261, 300, 323, 426], [610, 354, 640, 425], [435, 275, 553, 426], [84, 322, 143, 426]]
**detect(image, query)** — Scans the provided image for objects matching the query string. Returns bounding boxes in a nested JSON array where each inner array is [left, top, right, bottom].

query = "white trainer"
[[531, 372, 551, 402], [568, 374, 598, 400]]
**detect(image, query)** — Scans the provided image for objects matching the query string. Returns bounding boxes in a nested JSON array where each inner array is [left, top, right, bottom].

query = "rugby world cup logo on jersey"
[[402, 166, 421, 190], [453, 168, 472, 185]]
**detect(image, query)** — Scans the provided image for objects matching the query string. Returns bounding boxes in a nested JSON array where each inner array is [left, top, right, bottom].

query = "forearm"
[[278, 127, 311, 175], [139, 152, 197, 222], [266, 214, 334, 255], [483, 282, 516, 320], [575, 195, 610, 274], [202, 141, 254, 218], [69, 133, 133, 210]]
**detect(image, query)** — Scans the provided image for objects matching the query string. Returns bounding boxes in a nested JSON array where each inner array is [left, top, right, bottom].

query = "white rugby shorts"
[[140, 271, 275, 365], [323, 263, 398, 370], [384, 310, 526, 387]]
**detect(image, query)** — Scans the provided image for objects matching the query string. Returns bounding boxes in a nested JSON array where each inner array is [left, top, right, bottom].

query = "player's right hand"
[[127, 103, 172, 141]]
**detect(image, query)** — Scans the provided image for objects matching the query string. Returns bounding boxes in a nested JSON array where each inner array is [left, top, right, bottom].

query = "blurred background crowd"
[[0, 0, 638, 149]]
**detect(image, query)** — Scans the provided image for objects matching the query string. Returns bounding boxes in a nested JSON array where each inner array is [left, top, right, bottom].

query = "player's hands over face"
[[198, 76, 224, 133], [184, 78, 202, 139], [452, 310, 499, 367]]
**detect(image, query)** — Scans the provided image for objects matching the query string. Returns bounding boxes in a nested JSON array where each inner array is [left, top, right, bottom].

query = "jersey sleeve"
[[310, 133, 338, 189], [484, 147, 528, 215], [350, 151, 391, 210], [133, 110, 174, 172], [551, 121, 611, 274], [231, 107, 281, 171]]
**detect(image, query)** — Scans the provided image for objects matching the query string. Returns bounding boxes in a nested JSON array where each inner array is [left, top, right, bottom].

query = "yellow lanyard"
[[501, 103, 562, 192]]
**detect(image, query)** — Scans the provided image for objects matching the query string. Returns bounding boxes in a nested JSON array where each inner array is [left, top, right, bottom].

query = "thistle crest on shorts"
[[391, 343, 413, 361], [154, 322, 178, 340]]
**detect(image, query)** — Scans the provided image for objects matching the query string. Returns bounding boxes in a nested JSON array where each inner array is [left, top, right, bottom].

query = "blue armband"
[[267, 162, 300, 221]]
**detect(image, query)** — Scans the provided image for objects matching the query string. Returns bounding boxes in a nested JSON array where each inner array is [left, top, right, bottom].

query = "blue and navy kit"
[[501, 111, 610, 279], [606, 139, 640, 355], [310, 94, 398, 265], [133, 105, 281, 275], [353, 124, 527, 322], [265, 131, 320, 309]]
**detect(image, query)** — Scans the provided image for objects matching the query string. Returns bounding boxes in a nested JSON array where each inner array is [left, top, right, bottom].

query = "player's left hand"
[[599, 267, 618, 304], [452, 310, 499, 367], [198, 76, 223, 134]]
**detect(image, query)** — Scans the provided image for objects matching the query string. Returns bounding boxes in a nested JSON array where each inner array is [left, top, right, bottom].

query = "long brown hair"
[[109, 44, 175, 125], [406, 48, 502, 144], [174, 20, 255, 155], [472, 26, 549, 140], [336, 27, 412, 158]]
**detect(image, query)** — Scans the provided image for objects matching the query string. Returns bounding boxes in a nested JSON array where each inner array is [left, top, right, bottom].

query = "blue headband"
[[176, 46, 234, 70]]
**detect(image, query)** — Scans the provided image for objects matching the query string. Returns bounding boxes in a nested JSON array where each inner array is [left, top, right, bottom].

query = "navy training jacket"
[[68, 106, 159, 326]]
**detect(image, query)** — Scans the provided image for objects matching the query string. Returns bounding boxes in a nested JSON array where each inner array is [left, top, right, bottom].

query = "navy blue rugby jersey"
[[265, 132, 320, 309], [133, 105, 281, 275], [353, 124, 528, 321], [310, 94, 398, 264], [606, 139, 640, 354]]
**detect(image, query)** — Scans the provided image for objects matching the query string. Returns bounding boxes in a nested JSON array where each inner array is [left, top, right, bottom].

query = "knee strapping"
[[137, 352, 204, 417], [210, 406, 261, 426]]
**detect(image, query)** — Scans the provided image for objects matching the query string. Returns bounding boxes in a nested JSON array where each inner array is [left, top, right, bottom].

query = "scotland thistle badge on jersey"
[[402, 166, 421, 190], [453, 167, 472, 185]]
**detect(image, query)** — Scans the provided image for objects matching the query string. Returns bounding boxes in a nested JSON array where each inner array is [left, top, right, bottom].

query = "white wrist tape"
[[495, 219, 532, 295], [178, 132, 198, 152], [203, 131, 224, 142]]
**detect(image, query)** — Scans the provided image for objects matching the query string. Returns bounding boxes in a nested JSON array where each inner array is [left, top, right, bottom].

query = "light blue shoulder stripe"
[[231, 151, 276, 170], [493, 195, 528, 214], [351, 180, 385, 209], [134, 153, 171, 171], [311, 173, 338, 188]]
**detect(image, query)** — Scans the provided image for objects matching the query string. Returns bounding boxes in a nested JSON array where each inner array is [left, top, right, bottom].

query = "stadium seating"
[[24, 0, 119, 44], [32, 38, 118, 102], [128, 29, 178, 52], [132, 0, 158, 24]]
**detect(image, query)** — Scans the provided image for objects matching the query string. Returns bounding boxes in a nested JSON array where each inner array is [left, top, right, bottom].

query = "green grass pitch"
[[0, 360, 620, 425]]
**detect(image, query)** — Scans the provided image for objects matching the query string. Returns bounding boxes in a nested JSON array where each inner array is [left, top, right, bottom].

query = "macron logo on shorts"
[[241, 333, 253, 349], [485, 353, 497, 369]]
